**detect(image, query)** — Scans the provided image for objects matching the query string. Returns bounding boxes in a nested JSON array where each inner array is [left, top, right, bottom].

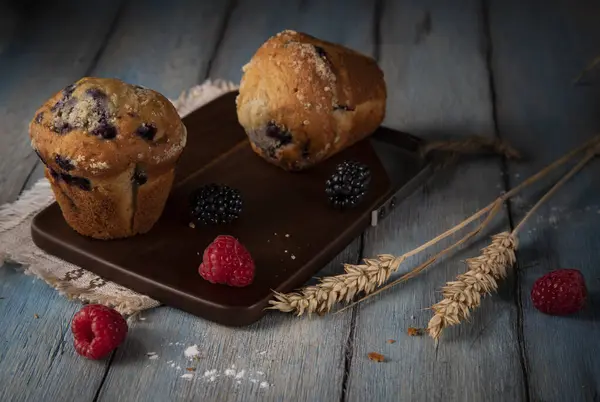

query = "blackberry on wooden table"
[[189, 184, 243, 225], [325, 160, 371, 209]]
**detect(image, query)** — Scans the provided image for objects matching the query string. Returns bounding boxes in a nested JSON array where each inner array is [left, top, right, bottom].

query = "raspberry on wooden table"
[[71, 304, 128, 360], [199, 235, 255, 287], [530, 269, 587, 316]]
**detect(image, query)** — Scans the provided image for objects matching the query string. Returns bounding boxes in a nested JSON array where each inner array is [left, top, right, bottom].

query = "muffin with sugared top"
[[29, 77, 187, 239]]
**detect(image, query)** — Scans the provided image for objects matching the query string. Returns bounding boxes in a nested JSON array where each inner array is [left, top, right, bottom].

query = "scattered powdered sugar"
[[189, 365, 273, 389], [204, 369, 218, 382], [152, 126, 187, 163], [184, 345, 200, 359], [160, 345, 273, 390], [88, 159, 110, 171]]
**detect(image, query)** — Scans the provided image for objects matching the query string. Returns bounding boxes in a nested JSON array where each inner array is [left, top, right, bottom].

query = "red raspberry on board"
[[530, 269, 587, 316], [199, 235, 255, 287], [71, 304, 128, 360]]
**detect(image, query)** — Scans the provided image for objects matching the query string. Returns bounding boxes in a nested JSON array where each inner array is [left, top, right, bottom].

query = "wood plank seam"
[[46, 318, 72, 370], [340, 4, 382, 399], [84, 3, 246, 400], [33, 1, 132, 399], [17, 0, 128, 198], [339, 236, 365, 402], [372, 0, 383, 63], [92, 352, 117, 402], [203, 0, 237, 82], [480, 0, 532, 400]]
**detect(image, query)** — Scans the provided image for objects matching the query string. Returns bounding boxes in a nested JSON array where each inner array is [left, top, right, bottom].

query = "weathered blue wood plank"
[[0, 2, 124, 401], [208, 0, 377, 83], [22, 0, 236, 190], [0, 1, 20, 56], [347, 1, 526, 401], [0, 1, 119, 401], [0, 0, 123, 205], [0, 264, 112, 402], [92, 0, 234, 100], [96, 0, 378, 401], [1, 1, 233, 401], [489, 1, 600, 401]]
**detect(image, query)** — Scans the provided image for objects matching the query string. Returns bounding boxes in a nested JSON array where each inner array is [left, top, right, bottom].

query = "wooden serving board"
[[31, 91, 432, 326]]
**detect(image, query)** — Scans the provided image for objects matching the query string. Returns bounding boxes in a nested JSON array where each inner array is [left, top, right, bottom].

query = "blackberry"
[[325, 160, 371, 209], [189, 184, 243, 225]]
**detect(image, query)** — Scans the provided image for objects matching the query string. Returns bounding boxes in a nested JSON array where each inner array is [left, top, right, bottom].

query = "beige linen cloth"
[[0, 80, 238, 316]]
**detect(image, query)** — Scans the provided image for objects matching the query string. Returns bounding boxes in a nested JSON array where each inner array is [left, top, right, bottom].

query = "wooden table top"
[[1, 1, 598, 401]]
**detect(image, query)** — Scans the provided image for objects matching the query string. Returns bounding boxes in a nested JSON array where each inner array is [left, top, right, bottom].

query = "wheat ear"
[[268, 135, 598, 316], [427, 148, 598, 340]]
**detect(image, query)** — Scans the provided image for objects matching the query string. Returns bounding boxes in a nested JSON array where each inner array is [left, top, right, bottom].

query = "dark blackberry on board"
[[325, 160, 371, 209], [189, 184, 243, 225]]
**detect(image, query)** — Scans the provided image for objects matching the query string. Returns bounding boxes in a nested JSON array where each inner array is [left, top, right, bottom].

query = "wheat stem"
[[337, 200, 504, 313], [268, 135, 600, 317], [512, 149, 597, 235], [405, 134, 599, 260], [427, 147, 598, 340], [573, 55, 600, 84]]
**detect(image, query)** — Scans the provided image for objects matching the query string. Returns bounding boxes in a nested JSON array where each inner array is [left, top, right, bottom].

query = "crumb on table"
[[407, 327, 425, 336], [368, 352, 385, 362]]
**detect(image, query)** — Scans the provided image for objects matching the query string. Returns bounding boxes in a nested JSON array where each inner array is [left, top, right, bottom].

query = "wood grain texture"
[[95, 1, 378, 401], [208, 0, 377, 82], [0, 1, 233, 401], [0, 0, 124, 205], [20, 0, 235, 191], [95, 247, 359, 402], [0, 1, 20, 56], [0, 3, 123, 401], [346, 1, 527, 401], [0, 264, 111, 402], [489, 1, 600, 401], [92, 0, 234, 100]]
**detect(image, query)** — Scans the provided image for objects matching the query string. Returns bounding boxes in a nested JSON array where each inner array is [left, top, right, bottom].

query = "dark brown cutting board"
[[31, 91, 432, 326]]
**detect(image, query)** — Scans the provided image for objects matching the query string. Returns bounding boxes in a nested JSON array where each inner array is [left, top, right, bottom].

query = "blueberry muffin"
[[236, 30, 387, 171], [29, 77, 187, 239]]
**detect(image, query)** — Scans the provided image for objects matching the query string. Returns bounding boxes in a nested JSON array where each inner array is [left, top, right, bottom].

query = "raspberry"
[[71, 304, 128, 360], [199, 235, 255, 287], [530, 269, 587, 316]]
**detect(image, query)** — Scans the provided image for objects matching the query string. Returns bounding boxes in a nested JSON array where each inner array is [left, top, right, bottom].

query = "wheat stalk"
[[573, 55, 600, 85], [427, 232, 517, 340], [427, 148, 598, 340], [268, 135, 599, 316], [269, 254, 403, 315]]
